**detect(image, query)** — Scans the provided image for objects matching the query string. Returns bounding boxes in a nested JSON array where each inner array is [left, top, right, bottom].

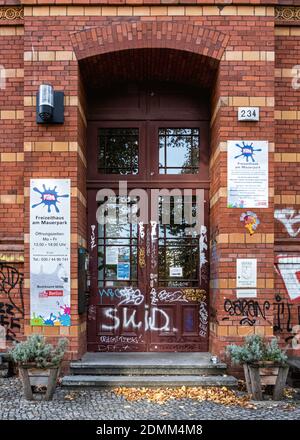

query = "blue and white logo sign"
[[31, 184, 69, 213]]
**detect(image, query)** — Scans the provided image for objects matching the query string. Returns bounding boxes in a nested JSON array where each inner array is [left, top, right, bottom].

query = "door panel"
[[87, 189, 209, 352]]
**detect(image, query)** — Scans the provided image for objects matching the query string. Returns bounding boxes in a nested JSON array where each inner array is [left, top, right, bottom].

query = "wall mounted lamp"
[[36, 84, 64, 124]]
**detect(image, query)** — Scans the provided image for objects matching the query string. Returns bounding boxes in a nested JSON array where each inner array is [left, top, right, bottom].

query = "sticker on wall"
[[227, 140, 268, 208], [236, 258, 257, 288], [30, 179, 71, 326], [106, 247, 119, 265], [117, 263, 130, 281], [240, 211, 260, 235], [169, 267, 183, 277]]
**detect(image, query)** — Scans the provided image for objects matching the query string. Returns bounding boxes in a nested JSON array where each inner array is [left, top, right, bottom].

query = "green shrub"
[[264, 338, 288, 364], [226, 334, 288, 366], [10, 334, 68, 368]]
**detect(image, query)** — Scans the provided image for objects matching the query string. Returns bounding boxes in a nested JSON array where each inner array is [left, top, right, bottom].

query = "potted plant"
[[227, 334, 289, 401], [10, 334, 68, 401]]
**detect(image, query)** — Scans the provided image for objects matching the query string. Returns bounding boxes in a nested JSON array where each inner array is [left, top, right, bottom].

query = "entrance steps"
[[62, 352, 238, 388]]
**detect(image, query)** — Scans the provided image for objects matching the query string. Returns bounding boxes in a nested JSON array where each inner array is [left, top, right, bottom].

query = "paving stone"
[[0, 378, 299, 420]]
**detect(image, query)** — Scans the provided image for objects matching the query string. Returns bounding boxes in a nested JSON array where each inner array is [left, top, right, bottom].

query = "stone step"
[[70, 352, 228, 376], [62, 374, 238, 388], [70, 365, 227, 376]]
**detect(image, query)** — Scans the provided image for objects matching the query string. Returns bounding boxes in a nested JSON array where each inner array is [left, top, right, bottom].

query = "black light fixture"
[[36, 84, 64, 124]]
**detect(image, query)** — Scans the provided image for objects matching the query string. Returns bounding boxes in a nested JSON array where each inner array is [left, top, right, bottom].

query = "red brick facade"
[[0, 1, 300, 368]]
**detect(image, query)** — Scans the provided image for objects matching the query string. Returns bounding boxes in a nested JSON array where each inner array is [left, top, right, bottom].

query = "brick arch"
[[71, 20, 229, 62]]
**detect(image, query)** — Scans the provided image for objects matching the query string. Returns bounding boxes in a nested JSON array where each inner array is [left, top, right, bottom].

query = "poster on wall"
[[236, 258, 257, 288], [227, 140, 268, 208], [30, 179, 71, 326], [117, 263, 130, 280]]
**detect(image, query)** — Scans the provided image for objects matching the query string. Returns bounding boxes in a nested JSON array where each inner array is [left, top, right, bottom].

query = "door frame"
[[86, 83, 211, 352]]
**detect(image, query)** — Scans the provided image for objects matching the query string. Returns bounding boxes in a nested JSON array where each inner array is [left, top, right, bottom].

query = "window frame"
[[148, 121, 209, 183], [87, 120, 209, 184], [158, 127, 201, 175], [88, 121, 147, 182], [98, 127, 140, 175]]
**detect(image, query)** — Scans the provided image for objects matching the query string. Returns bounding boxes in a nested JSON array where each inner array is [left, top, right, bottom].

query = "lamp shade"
[[38, 84, 54, 121]]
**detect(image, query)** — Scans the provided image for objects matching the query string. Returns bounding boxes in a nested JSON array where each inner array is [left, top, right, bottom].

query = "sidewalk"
[[0, 378, 300, 420]]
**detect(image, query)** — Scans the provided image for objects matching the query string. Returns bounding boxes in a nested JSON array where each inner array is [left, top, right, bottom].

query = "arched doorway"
[[86, 81, 210, 352]]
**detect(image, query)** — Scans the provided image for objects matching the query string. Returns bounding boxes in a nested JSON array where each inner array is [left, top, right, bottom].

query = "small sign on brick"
[[238, 107, 259, 122]]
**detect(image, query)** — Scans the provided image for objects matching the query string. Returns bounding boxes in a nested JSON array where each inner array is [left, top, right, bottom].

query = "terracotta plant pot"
[[243, 363, 289, 401], [18, 364, 60, 401]]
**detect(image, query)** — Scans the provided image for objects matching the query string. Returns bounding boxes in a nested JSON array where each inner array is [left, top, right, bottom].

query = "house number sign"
[[238, 107, 259, 122]]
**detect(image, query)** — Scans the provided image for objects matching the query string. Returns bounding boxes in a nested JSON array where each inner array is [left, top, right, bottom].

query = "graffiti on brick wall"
[[222, 299, 271, 326], [0, 263, 24, 342], [274, 208, 300, 347], [275, 255, 300, 302], [0, 303, 21, 342], [274, 208, 300, 238], [274, 294, 300, 343]]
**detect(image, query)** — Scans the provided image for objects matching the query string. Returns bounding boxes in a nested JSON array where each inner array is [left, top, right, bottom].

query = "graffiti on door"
[[150, 288, 188, 304], [98, 287, 208, 339], [199, 301, 208, 337], [99, 287, 144, 305], [90, 224, 97, 250], [101, 305, 176, 332]]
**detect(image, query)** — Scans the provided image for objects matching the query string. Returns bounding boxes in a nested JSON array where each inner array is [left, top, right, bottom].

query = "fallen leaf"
[[113, 386, 253, 408]]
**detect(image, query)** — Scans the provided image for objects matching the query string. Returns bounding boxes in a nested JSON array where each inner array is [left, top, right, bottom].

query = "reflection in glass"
[[98, 197, 138, 287], [158, 196, 199, 287], [159, 128, 200, 174], [98, 128, 139, 174]]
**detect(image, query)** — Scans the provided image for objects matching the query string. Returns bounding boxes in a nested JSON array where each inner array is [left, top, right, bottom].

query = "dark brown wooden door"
[[86, 83, 210, 352], [87, 188, 209, 352]]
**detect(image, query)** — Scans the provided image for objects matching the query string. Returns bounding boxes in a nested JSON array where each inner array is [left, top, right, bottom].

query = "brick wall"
[[0, 2, 299, 364], [0, 12, 24, 345], [274, 22, 300, 351]]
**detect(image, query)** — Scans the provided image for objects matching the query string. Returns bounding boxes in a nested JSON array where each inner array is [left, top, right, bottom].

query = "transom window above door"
[[97, 127, 200, 176], [98, 128, 139, 174], [89, 121, 208, 181], [159, 128, 200, 174]]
